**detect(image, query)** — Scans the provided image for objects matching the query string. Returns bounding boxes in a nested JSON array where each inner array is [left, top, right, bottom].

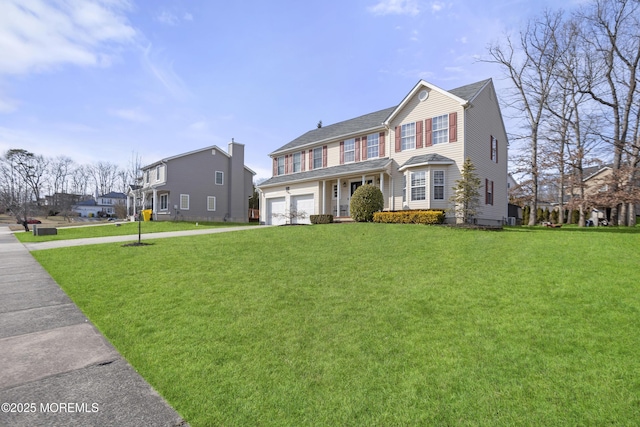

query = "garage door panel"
[[292, 194, 314, 224], [267, 198, 286, 225]]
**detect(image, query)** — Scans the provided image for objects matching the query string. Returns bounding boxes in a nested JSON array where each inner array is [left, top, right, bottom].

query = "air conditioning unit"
[[507, 217, 516, 226]]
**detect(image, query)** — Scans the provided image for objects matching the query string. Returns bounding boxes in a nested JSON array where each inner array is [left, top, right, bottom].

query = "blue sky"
[[0, 0, 583, 182]]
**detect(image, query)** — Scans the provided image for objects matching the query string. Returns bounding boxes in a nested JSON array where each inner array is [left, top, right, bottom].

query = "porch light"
[[343, 182, 347, 187]]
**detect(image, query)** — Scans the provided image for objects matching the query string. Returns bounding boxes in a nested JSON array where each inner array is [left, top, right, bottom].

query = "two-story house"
[[127, 141, 256, 222], [258, 79, 508, 225], [73, 191, 126, 218]]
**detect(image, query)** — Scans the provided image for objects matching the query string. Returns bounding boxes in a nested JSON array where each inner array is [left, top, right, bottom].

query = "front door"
[[350, 182, 362, 196]]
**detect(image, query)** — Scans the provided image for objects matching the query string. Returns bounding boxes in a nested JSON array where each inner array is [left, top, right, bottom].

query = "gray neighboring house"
[[128, 141, 256, 222]]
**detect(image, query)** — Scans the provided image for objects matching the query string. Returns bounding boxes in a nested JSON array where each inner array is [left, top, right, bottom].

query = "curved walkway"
[[0, 225, 277, 426]]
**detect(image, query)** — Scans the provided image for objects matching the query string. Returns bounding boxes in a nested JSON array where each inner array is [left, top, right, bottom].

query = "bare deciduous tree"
[[486, 9, 565, 225]]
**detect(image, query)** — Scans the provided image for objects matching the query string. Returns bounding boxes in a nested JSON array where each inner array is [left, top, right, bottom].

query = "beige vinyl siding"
[[462, 82, 508, 222], [388, 88, 465, 212]]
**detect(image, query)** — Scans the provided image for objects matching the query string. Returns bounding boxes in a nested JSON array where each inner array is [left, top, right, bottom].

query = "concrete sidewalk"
[[0, 226, 188, 426], [22, 224, 269, 251]]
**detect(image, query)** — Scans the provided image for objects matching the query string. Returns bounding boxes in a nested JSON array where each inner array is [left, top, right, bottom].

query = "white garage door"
[[291, 194, 314, 224], [267, 197, 286, 225]]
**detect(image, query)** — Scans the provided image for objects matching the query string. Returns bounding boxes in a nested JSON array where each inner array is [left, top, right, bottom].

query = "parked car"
[[17, 218, 42, 224]]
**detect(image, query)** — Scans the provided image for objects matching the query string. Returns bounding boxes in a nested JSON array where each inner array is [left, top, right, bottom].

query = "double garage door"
[[267, 194, 314, 225]]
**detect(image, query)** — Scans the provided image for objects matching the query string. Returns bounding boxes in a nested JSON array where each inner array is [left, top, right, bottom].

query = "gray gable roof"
[[399, 154, 455, 170], [259, 158, 392, 188], [449, 79, 491, 101], [271, 107, 395, 156], [271, 79, 491, 156], [99, 191, 126, 199]]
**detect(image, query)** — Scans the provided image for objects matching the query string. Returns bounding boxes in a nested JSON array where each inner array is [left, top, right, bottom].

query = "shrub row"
[[310, 214, 334, 224], [373, 210, 446, 225]]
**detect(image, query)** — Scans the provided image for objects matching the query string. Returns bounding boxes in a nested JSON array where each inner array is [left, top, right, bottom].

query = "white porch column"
[[322, 180, 326, 214], [152, 188, 158, 220], [362, 175, 365, 185], [391, 176, 395, 210], [337, 178, 341, 216], [380, 172, 385, 209]]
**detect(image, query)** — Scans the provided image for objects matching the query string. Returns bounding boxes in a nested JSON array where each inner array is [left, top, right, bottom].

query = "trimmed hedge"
[[373, 210, 446, 225], [310, 214, 334, 224]]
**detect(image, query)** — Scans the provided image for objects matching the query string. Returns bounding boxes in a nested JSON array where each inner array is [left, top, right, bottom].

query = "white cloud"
[[431, 1, 445, 12], [141, 44, 191, 101], [0, 0, 137, 75], [108, 107, 151, 123], [368, 0, 419, 16], [0, 97, 17, 113], [155, 9, 194, 25], [156, 11, 179, 26]]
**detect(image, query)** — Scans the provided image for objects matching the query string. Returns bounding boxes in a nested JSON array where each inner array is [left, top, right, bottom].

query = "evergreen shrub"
[[349, 184, 384, 222]]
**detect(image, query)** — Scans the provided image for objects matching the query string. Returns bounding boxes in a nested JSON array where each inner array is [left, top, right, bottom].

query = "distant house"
[[128, 141, 255, 222], [258, 78, 509, 225], [72, 192, 126, 218]]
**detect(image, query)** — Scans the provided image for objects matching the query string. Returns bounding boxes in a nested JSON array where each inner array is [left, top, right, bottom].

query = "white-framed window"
[[491, 136, 498, 162], [156, 166, 160, 181], [433, 170, 445, 200], [160, 194, 168, 210], [344, 138, 355, 163], [215, 171, 224, 185], [313, 147, 323, 169], [333, 184, 338, 200], [277, 156, 285, 175], [411, 171, 426, 201], [432, 114, 449, 145], [367, 133, 379, 158], [207, 196, 216, 211], [145, 171, 149, 183], [180, 194, 189, 210], [401, 122, 416, 151], [293, 152, 301, 172]]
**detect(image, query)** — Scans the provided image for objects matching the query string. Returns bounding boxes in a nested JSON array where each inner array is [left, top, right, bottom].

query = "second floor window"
[[367, 133, 379, 158], [432, 114, 449, 145], [215, 171, 224, 185], [491, 136, 498, 162], [277, 156, 285, 175], [293, 152, 301, 172], [344, 138, 355, 163], [313, 147, 323, 169], [401, 123, 416, 151]]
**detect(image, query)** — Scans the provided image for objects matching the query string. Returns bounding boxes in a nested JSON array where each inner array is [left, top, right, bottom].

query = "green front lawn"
[[14, 220, 255, 242], [32, 224, 640, 426]]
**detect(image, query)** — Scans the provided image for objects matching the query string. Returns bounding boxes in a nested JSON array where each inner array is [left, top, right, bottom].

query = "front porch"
[[319, 171, 389, 219]]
